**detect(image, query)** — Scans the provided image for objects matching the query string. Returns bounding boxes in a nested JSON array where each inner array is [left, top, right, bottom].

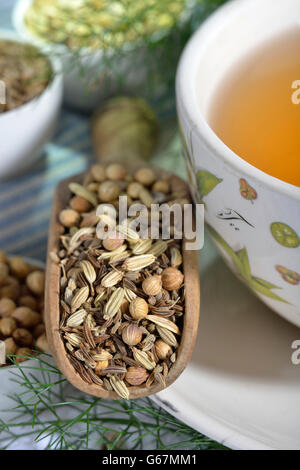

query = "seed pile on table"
[[55, 163, 190, 399], [0, 40, 52, 113], [0, 252, 48, 366]]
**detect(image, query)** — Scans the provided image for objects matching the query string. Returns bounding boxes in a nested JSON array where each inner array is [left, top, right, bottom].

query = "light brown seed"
[[4, 337, 17, 356], [90, 164, 106, 182], [83, 322, 96, 349], [110, 376, 130, 400], [65, 332, 82, 347], [170, 246, 182, 267], [122, 254, 156, 272], [26, 271, 45, 296], [59, 209, 80, 228], [122, 324, 143, 346], [142, 275, 162, 296], [131, 239, 152, 255], [95, 360, 109, 373], [139, 188, 153, 207], [127, 182, 143, 199], [101, 270, 123, 288], [156, 326, 178, 347], [70, 196, 91, 213], [117, 223, 140, 243], [12, 307, 41, 328], [147, 240, 168, 257], [0, 298, 16, 317], [102, 234, 124, 251], [147, 315, 179, 334], [161, 267, 184, 291], [98, 244, 127, 260], [125, 366, 148, 386], [12, 328, 33, 347], [103, 287, 124, 319], [9, 256, 30, 279], [93, 350, 113, 361], [71, 286, 89, 312], [132, 347, 156, 370], [66, 309, 87, 327], [98, 181, 120, 202], [154, 339, 172, 360], [80, 260, 96, 285], [154, 371, 166, 388], [152, 180, 170, 194], [129, 297, 148, 320], [124, 287, 137, 302], [109, 251, 130, 265], [36, 333, 49, 353], [0, 317, 17, 336], [134, 168, 156, 186], [106, 163, 127, 180]]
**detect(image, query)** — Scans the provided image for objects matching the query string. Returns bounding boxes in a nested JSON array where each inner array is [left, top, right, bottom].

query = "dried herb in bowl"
[[0, 39, 52, 113], [25, 0, 188, 50], [54, 163, 190, 399]]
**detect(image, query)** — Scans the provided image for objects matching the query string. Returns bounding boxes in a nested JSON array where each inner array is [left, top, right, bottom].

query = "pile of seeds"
[[0, 252, 48, 366], [55, 163, 189, 399], [0, 40, 52, 113], [25, 0, 186, 50]]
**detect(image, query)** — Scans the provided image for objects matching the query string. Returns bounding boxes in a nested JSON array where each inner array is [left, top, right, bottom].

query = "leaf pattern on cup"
[[239, 178, 257, 204], [270, 222, 300, 248], [197, 170, 222, 205], [207, 224, 289, 304], [276, 265, 300, 285]]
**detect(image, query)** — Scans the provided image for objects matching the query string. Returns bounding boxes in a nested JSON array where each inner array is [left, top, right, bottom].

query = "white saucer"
[[153, 233, 300, 450]]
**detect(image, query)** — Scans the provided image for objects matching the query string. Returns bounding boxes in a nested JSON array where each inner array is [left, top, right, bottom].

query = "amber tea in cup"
[[209, 27, 300, 187]]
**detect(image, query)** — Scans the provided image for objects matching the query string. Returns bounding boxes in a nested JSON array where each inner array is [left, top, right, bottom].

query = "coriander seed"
[[125, 366, 148, 386], [134, 168, 156, 186], [98, 181, 120, 202], [142, 275, 162, 296], [9, 256, 30, 279], [106, 163, 127, 180], [154, 339, 172, 360], [59, 209, 80, 228], [26, 271, 45, 296], [161, 267, 184, 291], [0, 298, 16, 317], [12, 328, 33, 347], [129, 297, 149, 320], [122, 324, 143, 346]]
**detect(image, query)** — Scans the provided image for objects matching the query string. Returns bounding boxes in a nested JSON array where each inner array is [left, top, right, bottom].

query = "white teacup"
[[176, 0, 300, 325]]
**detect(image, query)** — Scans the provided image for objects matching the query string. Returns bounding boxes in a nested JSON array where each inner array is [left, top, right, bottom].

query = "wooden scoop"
[[45, 167, 200, 399]]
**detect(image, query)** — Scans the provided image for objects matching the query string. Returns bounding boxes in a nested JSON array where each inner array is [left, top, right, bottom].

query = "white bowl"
[[0, 30, 63, 179], [176, 0, 300, 325], [13, 0, 189, 112]]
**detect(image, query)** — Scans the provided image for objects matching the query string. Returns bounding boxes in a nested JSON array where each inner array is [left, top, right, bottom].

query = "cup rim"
[[176, 0, 300, 201]]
